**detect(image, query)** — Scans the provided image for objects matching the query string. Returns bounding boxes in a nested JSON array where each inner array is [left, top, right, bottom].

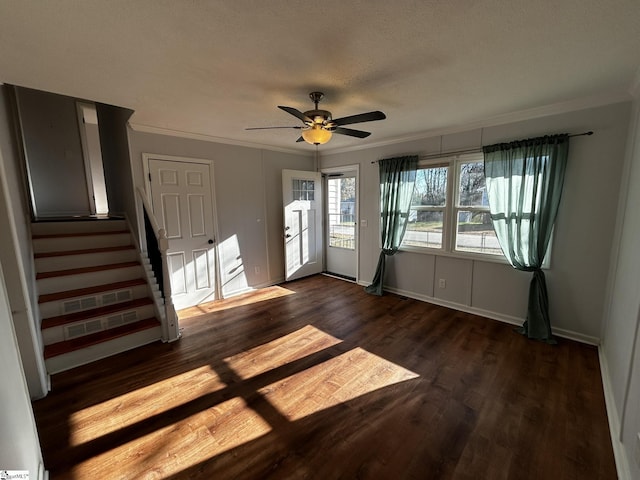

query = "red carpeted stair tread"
[[36, 261, 140, 280], [42, 297, 154, 329], [43, 318, 161, 359], [38, 278, 148, 304]]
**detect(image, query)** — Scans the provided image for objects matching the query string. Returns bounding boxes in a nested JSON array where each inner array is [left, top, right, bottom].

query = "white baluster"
[[158, 228, 180, 342]]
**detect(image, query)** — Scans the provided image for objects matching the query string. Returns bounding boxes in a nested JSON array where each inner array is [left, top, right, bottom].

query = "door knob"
[[208, 239, 214, 244]]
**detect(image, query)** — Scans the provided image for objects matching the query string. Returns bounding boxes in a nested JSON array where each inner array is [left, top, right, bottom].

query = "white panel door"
[[149, 158, 217, 309], [283, 169, 323, 281]]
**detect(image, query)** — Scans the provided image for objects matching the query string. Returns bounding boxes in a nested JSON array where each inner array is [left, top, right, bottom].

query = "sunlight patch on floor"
[[207, 397, 273, 453], [69, 365, 227, 446], [178, 285, 296, 318], [66, 326, 417, 476], [258, 347, 420, 422], [70, 397, 272, 479], [224, 324, 342, 380]]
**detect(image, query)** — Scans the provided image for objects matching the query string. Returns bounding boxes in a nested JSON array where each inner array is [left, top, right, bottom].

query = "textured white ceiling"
[[1, 0, 639, 152]]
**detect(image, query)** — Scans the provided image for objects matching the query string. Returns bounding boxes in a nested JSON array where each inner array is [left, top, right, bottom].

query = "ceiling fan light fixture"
[[251, 92, 385, 145], [302, 124, 332, 145]]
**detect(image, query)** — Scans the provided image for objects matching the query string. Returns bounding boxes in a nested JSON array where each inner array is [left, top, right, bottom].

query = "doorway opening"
[[323, 166, 359, 282], [76, 102, 109, 215]]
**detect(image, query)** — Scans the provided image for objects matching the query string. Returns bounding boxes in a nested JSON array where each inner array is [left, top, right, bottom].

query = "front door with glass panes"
[[325, 171, 357, 280], [282, 169, 323, 281]]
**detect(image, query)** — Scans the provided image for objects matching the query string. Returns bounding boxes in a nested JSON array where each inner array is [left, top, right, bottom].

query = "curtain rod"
[[371, 131, 593, 164]]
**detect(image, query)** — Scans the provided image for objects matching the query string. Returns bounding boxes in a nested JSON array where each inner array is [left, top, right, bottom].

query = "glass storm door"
[[325, 173, 357, 280]]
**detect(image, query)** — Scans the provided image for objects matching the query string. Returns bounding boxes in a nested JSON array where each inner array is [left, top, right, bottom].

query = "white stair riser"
[[39, 284, 151, 318], [31, 220, 127, 236], [42, 304, 156, 345], [32, 233, 132, 253], [37, 265, 144, 295], [45, 326, 162, 375], [35, 248, 138, 272]]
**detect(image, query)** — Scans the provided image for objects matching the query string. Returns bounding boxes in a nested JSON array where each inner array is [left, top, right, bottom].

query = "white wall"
[[16, 87, 91, 217], [0, 257, 46, 478], [0, 86, 48, 399], [127, 131, 314, 297], [321, 102, 631, 343], [601, 93, 640, 478]]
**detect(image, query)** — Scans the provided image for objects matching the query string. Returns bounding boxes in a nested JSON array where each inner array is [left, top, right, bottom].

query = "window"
[[454, 160, 501, 255], [401, 153, 503, 259], [404, 165, 448, 249], [292, 179, 315, 201]]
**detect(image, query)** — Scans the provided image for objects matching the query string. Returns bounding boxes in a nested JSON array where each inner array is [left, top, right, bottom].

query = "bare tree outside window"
[[400, 155, 503, 257], [403, 166, 448, 248], [458, 162, 486, 206], [455, 161, 501, 255]]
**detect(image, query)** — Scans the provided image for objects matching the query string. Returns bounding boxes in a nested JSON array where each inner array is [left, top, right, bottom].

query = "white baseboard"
[[269, 276, 286, 286], [39, 462, 49, 480], [357, 281, 600, 346], [221, 278, 287, 299], [599, 347, 632, 480]]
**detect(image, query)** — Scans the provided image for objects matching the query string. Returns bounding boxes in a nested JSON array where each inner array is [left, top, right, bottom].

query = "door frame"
[[321, 164, 360, 283], [141, 153, 222, 301]]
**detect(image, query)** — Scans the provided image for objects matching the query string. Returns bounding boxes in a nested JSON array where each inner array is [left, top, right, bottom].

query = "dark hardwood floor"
[[32, 274, 617, 479]]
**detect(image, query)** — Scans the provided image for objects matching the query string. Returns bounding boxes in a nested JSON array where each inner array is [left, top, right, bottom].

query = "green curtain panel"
[[365, 155, 418, 296], [483, 134, 569, 343]]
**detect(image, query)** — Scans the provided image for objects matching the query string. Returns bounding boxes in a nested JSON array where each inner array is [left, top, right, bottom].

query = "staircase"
[[32, 218, 164, 374]]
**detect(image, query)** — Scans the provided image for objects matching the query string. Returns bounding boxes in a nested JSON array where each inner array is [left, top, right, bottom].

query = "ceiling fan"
[[246, 92, 386, 145]]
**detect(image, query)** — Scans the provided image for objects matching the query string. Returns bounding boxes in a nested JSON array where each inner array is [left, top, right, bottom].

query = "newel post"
[[159, 228, 181, 342]]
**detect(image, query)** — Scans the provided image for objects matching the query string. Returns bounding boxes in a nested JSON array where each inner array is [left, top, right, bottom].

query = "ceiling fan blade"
[[278, 106, 312, 123], [331, 110, 386, 126], [296, 136, 305, 143], [333, 127, 371, 138], [245, 126, 302, 130]]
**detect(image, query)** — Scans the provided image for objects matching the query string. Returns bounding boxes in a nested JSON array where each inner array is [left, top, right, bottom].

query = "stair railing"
[[136, 187, 180, 342]]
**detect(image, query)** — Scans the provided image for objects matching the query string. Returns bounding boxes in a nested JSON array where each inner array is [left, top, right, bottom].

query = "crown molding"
[[129, 89, 632, 159], [322, 89, 632, 156], [128, 122, 314, 157]]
